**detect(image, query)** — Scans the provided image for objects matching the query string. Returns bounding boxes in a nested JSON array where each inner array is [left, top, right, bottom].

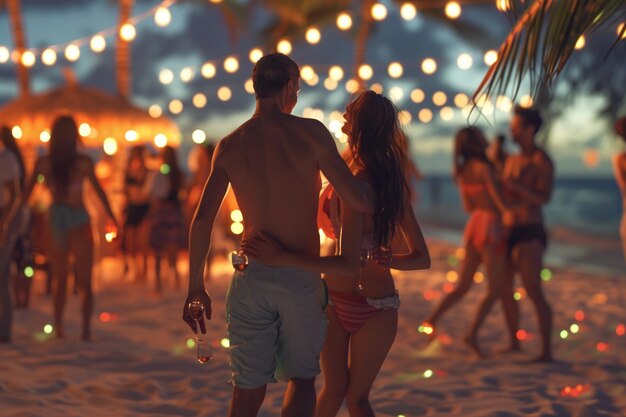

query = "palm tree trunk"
[[354, 0, 375, 90], [7, 0, 29, 97], [116, 0, 134, 99]]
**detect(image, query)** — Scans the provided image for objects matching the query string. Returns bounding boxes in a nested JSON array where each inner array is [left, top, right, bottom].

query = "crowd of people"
[[1, 52, 625, 416]]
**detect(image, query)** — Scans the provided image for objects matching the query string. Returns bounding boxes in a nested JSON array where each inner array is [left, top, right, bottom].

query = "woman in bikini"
[[24, 115, 117, 340], [244, 90, 430, 417], [423, 127, 512, 357]]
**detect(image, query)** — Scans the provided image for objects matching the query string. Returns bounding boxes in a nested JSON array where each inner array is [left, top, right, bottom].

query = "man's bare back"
[[221, 113, 329, 257]]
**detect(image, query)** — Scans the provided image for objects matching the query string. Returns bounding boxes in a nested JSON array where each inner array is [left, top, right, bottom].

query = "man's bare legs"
[[500, 257, 521, 352], [345, 309, 397, 417], [282, 377, 316, 417], [425, 245, 481, 330], [228, 386, 266, 417], [316, 307, 350, 417], [464, 247, 505, 357], [514, 241, 553, 362]]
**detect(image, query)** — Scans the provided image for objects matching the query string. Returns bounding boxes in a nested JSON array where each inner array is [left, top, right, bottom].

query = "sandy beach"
[[1, 238, 625, 417]]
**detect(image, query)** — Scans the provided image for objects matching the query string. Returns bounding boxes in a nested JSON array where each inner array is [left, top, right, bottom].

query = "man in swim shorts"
[[183, 53, 374, 417], [500, 105, 554, 362]]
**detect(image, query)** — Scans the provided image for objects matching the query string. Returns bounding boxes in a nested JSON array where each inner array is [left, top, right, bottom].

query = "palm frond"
[[473, 0, 626, 108]]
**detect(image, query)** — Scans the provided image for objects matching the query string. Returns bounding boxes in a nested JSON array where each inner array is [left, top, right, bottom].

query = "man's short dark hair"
[[252, 53, 299, 99], [514, 105, 543, 133]]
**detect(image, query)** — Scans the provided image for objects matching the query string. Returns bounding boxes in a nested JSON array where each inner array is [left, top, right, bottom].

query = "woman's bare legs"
[[344, 309, 397, 417], [316, 307, 350, 417], [69, 224, 94, 341], [464, 246, 506, 357], [425, 244, 481, 328], [500, 257, 521, 352], [49, 236, 69, 338]]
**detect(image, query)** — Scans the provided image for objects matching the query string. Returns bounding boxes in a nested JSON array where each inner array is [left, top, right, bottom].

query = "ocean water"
[[415, 175, 625, 276]]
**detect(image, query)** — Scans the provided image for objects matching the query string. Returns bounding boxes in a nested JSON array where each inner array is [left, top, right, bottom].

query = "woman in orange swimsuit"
[[245, 91, 430, 417], [423, 127, 512, 357]]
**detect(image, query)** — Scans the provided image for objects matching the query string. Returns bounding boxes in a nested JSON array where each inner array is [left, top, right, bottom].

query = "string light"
[[149, 104, 163, 118], [159, 68, 174, 84], [154, 6, 172, 27], [120, 23, 137, 42], [12, 126, 22, 139], [418, 109, 433, 123], [223, 56, 239, 73], [231, 222, 244, 234], [433, 91, 447, 106], [305, 27, 321, 44], [103, 138, 118, 155], [345, 79, 359, 94], [328, 65, 344, 81], [371, 3, 388, 21], [217, 86, 232, 101], [324, 78, 338, 91], [40, 130, 51, 143], [421, 58, 437, 75], [65, 44, 81, 62], [277, 39, 292, 55], [389, 86, 404, 101], [201, 62, 216, 79], [411, 88, 425, 104], [440, 106, 454, 121], [20, 50, 36, 67], [90, 35, 106, 53], [454, 93, 469, 108], [370, 83, 383, 94], [192, 93, 207, 108], [180, 67, 195, 82], [358, 64, 374, 80], [244, 78, 255, 94], [336, 13, 353, 30], [192, 129, 206, 144], [398, 110, 412, 125], [300, 65, 316, 82], [125, 130, 138, 142], [484, 50, 498, 66], [445, 2, 462, 19], [388, 62, 403, 78], [249, 48, 263, 63], [169, 99, 183, 114], [457, 53, 473, 70], [42, 48, 57, 66], [400, 3, 417, 20], [0, 46, 9, 63], [496, 0, 510, 12], [78, 123, 92, 137], [520, 94, 533, 108], [154, 133, 168, 148], [618, 23, 626, 39], [575, 35, 586, 50]]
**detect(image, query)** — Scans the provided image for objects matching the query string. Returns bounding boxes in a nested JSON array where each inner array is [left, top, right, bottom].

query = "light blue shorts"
[[226, 260, 327, 389]]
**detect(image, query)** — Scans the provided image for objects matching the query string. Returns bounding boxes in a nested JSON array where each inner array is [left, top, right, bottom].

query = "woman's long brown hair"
[[49, 115, 79, 197], [344, 90, 410, 247]]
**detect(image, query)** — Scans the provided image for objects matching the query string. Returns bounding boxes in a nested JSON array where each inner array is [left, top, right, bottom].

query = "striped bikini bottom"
[[328, 290, 400, 334]]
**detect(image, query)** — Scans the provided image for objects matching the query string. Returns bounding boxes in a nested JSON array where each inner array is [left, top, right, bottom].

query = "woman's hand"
[[241, 232, 287, 266]]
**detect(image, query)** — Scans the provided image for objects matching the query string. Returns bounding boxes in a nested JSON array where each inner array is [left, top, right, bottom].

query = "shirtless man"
[[500, 105, 554, 362], [182, 53, 373, 417]]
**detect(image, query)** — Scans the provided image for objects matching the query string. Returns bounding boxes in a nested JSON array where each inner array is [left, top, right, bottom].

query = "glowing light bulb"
[[421, 58, 437, 75], [398, 110, 412, 125], [169, 99, 183, 114], [432, 91, 447, 106], [12, 126, 22, 139], [244, 78, 255, 94], [78, 123, 92, 137], [496, 0, 510, 12], [224, 56, 239, 73], [358, 64, 373, 80], [125, 130, 138, 142], [440, 107, 454, 121], [329, 65, 344, 81], [192, 129, 206, 144], [159, 68, 174, 85], [277, 39, 292, 55], [411, 89, 425, 104], [300, 65, 315, 82], [249, 48, 263, 63], [400, 3, 417, 20], [90, 35, 106, 53], [574, 35, 586, 50], [457, 53, 473, 70], [40, 130, 51, 143], [454, 93, 469, 108], [230, 210, 243, 222], [371, 3, 388, 21], [217, 86, 232, 101], [0, 46, 9, 63], [345, 79, 359, 94], [201, 62, 216, 79], [445, 2, 461, 19], [389, 86, 404, 101], [154, 133, 168, 148], [21, 50, 35, 67], [418, 109, 433, 123], [65, 44, 80, 62], [484, 50, 498, 66], [120, 23, 136, 42], [103, 138, 118, 155], [42, 48, 57, 66], [180, 67, 195, 82], [388, 62, 403, 78], [324, 78, 338, 91], [149, 104, 162, 118], [305, 27, 321, 44], [154, 7, 172, 27], [193, 93, 207, 108], [336, 13, 352, 30]]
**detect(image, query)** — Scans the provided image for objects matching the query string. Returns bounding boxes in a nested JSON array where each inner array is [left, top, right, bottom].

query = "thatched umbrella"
[[0, 80, 179, 147]]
